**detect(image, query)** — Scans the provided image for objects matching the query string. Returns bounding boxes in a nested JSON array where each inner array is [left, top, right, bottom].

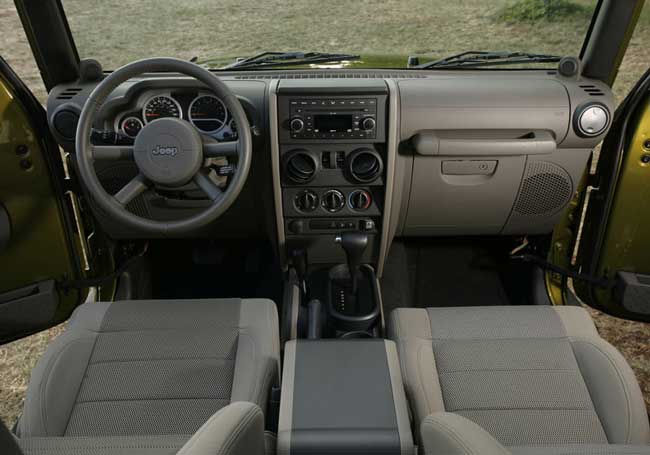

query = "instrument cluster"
[[113, 91, 238, 142]]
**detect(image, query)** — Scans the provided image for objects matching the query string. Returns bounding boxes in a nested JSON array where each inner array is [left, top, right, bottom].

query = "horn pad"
[[133, 117, 203, 186]]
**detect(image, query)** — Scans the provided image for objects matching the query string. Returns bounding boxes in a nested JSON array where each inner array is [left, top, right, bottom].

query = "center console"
[[277, 85, 389, 265], [278, 339, 414, 455], [274, 81, 390, 338]]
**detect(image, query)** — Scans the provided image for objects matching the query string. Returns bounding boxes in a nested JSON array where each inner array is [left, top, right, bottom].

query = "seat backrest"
[[17, 299, 279, 438], [390, 306, 650, 446]]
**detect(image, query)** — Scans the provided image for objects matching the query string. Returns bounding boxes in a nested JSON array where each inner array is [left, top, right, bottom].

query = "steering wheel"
[[75, 58, 252, 235]]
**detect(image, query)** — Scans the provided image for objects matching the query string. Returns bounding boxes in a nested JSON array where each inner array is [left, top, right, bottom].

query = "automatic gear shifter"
[[335, 232, 369, 295]]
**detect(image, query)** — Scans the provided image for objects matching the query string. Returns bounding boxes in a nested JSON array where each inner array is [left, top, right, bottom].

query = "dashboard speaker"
[[513, 161, 572, 217], [95, 163, 151, 218]]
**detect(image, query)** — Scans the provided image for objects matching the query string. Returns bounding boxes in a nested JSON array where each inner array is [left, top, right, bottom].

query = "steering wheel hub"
[[133, 117, 203, 186]]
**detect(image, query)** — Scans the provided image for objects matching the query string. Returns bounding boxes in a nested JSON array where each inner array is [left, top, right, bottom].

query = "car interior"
[[1, 0, 650, 454]]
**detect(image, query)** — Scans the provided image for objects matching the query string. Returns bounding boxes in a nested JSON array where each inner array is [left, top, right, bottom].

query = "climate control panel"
[[286, 187, 381, 217]]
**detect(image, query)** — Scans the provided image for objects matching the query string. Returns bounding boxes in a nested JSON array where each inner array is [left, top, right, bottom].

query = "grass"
[[498, 0, 592, 22], [1, 0, 649, 427]]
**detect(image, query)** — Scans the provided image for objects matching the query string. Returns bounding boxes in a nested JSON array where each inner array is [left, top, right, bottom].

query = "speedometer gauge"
[[143, 95, 181, 123], [189, 95, 227, 133]]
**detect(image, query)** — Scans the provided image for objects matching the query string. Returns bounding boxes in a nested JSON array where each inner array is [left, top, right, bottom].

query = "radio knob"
[[360, 117, 376, 131], [290, 117, 305, 133]]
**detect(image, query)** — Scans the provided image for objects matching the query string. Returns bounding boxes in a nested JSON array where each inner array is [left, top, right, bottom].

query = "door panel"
[[0, 57, 84, 343], [571, 69, 650, 321]]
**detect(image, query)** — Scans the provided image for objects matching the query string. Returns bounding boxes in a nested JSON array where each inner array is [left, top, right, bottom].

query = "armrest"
[[278, 339, 414, 455], [177, 402, 265, 455], [420, 412, 510, 455]]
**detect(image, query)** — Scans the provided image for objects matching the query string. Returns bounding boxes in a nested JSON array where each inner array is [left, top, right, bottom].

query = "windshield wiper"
[[223, 51, 361, 70], [412, 51, 562, 69]]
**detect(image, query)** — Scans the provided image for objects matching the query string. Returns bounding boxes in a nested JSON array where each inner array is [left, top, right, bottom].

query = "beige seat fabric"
[[16, 298, 279, 442], [17, 402, 271, 455], [388, 306, 650, 454]]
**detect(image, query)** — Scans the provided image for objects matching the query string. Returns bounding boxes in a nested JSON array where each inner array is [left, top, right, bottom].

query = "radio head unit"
[[282, 97, 383, 141]]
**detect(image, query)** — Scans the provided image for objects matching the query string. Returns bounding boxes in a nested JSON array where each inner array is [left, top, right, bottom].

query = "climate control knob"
[[294, 189, 319, 212], [360, 117, 376, 131], [290, 117, 305, 133], [349, 189, 372, 211], [322, 189, 345, 212]]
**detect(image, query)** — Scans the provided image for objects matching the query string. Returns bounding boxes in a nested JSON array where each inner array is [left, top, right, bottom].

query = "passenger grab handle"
[[412, 130, 557, 156]]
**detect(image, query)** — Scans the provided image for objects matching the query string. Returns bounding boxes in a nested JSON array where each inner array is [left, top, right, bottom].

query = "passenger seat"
[[388, 306, 650, 454]]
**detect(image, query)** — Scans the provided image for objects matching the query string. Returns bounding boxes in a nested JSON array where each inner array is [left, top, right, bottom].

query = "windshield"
[[61, 0, 600, 70]]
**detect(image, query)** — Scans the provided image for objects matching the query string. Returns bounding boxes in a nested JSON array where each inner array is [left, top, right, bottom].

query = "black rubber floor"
[[149, 240, 283, 303], [381, 239, 512, 311]]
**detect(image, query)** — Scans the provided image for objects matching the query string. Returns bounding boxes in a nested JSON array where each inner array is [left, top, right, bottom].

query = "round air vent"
[[573, 102, 610, 137], [52, 109, 80, 141], [347, 149, 383, 183], [284, 150, 318, 184]]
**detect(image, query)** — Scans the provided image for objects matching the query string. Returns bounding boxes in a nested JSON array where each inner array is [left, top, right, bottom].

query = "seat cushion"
[[17, 299, 279, 438], [389, 306, 650, 447], [19, 435, 189, 455], [420, 412, 650, 455], [18, 402, 275, 455]]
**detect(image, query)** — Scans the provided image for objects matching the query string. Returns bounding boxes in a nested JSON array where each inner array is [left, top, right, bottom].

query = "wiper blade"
[[413, 51, 562, 69], [223, 51, 361, 70]]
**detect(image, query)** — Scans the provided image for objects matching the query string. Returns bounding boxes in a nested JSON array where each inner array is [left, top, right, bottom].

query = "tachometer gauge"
[[143, 95, 181, 124], [189, 95, 227, 133], [120, 116, 143, 138]]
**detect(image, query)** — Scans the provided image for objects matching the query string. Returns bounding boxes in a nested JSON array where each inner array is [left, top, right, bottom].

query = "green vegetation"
[[498, 0, 591, 22]]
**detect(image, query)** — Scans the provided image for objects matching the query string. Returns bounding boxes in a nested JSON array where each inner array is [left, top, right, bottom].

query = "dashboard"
[[45, 69, 615, 272]]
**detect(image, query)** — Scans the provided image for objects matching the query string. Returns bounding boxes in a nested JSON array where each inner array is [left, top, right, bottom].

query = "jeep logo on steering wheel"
[[151, 145, 178, 157]]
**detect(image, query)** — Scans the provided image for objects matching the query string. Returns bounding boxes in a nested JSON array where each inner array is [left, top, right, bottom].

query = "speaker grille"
[[95, 163, 151, 218], [513, 161, 572, 216]]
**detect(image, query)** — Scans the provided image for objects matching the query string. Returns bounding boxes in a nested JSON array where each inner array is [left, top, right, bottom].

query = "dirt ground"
[[1, 0, 650, 427]]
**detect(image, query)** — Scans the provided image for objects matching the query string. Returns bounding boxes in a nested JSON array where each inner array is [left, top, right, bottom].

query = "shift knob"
[[335, 232, 369, 294]]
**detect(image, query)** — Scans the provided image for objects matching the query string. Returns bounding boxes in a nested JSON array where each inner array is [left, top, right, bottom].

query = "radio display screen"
[[314, 114, 353, 132]]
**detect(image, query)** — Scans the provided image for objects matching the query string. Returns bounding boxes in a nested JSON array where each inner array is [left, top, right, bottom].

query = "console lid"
[[278, 339, 413, 455]]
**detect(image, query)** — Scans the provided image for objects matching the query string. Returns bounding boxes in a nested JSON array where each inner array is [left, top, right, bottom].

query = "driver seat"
[[14, 298, 280, 454]]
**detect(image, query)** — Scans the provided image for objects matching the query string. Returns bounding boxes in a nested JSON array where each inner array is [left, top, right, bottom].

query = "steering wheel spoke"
[[193, 170, 224, 201], [114, 173, 149, 206], [203, 140, 239, 158], [92, 144, 134, 161]]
